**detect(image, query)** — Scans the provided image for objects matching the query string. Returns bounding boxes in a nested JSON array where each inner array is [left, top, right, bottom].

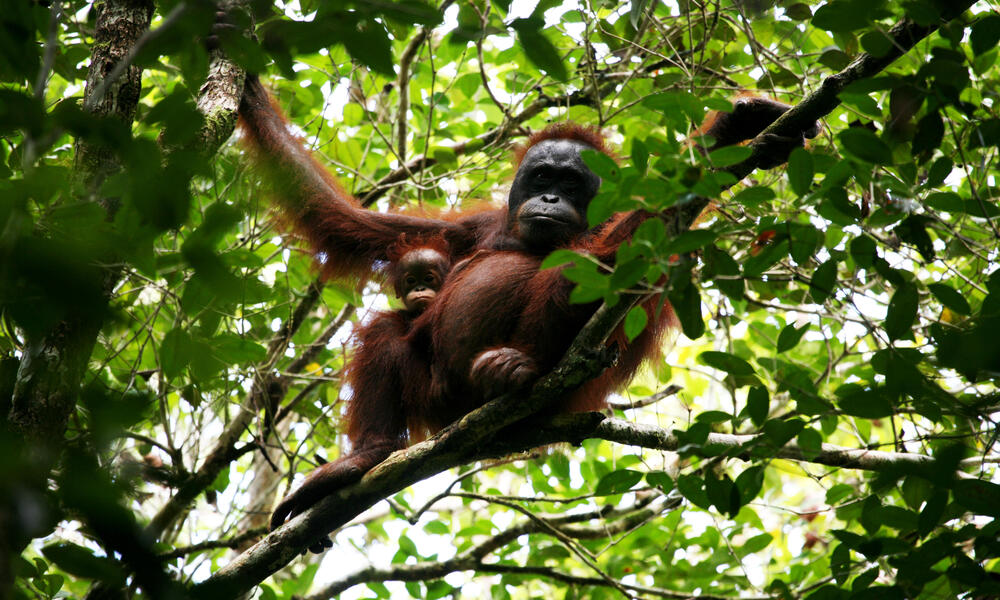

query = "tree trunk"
[[3, 3, 152, 599]]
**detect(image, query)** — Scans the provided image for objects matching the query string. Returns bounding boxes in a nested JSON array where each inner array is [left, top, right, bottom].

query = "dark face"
[[507, 139, 602, 252], [394, 248, 449, 313]]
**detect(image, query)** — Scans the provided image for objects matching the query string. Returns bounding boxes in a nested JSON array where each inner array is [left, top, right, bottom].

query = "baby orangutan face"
[[393, 248, 449, 314]]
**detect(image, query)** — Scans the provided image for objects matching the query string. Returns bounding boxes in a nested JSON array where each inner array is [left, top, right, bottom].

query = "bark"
[[11, 0, 152, 448], [72, 0, 155, 196], [4, 3, 153, 599], [176, 0, 250, 160]]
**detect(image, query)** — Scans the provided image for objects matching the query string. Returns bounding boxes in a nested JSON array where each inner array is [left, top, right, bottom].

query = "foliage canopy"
[[1, 0, 999, 599]]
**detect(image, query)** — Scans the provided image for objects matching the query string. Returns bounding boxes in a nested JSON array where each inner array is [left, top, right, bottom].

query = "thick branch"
[[193, 286, 629, 597], [187, 0, 250, 158], [11, 0, 153, 447], [725, 1, 976, 182], [477, 414, 937, 475]]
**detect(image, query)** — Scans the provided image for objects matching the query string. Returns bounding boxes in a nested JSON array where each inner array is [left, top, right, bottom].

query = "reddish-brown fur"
[[511, 122, 613, 166], [343, 238, 451, 466], [240, 75, 799, 537], [690, 94, 821, 168], [240, 74, 674, 532]]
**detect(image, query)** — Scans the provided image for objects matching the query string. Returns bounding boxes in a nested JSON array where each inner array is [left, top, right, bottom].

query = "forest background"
[[1, 0, 1000, 599]]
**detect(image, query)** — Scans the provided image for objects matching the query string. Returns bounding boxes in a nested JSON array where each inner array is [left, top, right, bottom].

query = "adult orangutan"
[[237, 74, 817, 533]]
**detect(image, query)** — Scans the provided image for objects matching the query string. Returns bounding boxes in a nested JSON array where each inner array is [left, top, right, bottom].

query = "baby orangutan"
[[272, 235, 450, 543]]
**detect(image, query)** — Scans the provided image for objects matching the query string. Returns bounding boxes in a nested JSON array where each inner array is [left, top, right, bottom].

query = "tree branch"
[[476, 414, 938, 475], [308, 495, 678, 599], [725, 0, 976, 183]]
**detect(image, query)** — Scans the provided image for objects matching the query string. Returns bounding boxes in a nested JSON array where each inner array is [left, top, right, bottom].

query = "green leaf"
[[953, 479, 1000, 517], [595, 469, 644, 495], [668, 276, 704, 340], [376, 1, 442, 26], [971, 14, 1000, 56], [41, 544, 124, 583], [704, 245, 743, 300], [787, 148, 814, 196], [836, 386, 894, 418], [763, 418, 805, 446], [967, 119, 1000, 150], [810, 260, 838, 304], [826, 483, 855, 505], [918, 489, 948, 536], [912, 111, 943, 155], [699, 351, 755, 376], [860, 495, 882, 535], [610, 259, 646, 292], [819, 49, 852, 70], [893, 215, 935, 261], [797, 427, 823, 460], [629, 0, 647, 29], [707, 145, 752, 167], [735, 466, 765, 506], [623, 305, 648, 342], [777, 323, 809, 352], [579, 149, 620, 181], [732, 186, 776, 206], [338, 19, 394, 75], [646, 471, 674, 493], [423, 520, 450, 535], [706, 473, 740, 516], [630, 137, 648, 174], [849, 235, 877, 268], [812, 0, 868, 32], [885, 284, 918, 341], [788, 223, 820, 264], [432, 146, 457, 169], [677, 474, 711, 509], [860, 30, 892, 57], [212, 333, 267, 365], [161, 328, 191, 379], [746, 386, 769, 427], [785, 3, 812, 20], [839, 128, 893, 164], [541, 249, 591, 270], [928, 283, 971, 316], [743, 238, 788, 277], [664, 230, 716, 254], [510, 18, 568, 81]]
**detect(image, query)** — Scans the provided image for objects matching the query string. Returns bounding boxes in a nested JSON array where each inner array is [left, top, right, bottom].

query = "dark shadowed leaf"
[[885, 284, 918, 341], [41, 544, 124, 584], [777, 323, 809, 353], [839, 128, 893, 164], [511, 18, 567, 81], [699, 351, 755, 376], [928, 283, 971, 316], [953, 479, 1000, 517], [595, 469, 644, 495], [971, 14, 1000, 56], [810, 260, 838, 304], [787, 148, 814, 196], [746, 386, 769, 427]]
